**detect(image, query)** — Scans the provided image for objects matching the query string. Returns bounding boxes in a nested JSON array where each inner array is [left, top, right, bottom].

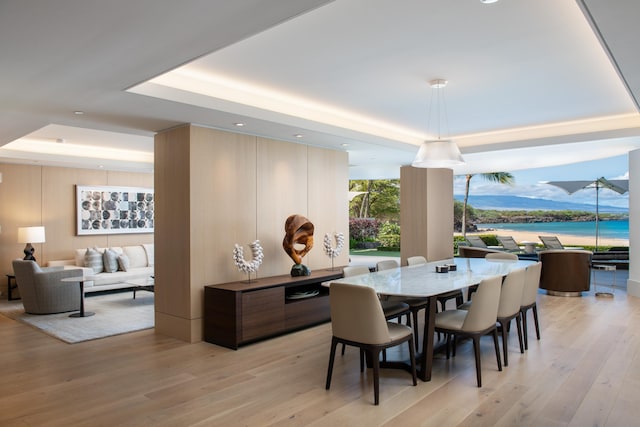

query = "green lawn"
[[350, 248, 400, 257]]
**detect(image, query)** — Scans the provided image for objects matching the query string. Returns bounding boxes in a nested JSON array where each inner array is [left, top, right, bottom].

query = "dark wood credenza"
[[204, 268, 344, 349]]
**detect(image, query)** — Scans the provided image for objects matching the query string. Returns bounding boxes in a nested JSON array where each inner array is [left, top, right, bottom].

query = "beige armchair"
[[12, 260, 82, 314]]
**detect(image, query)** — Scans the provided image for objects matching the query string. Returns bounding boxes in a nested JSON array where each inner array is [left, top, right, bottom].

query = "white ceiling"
[[1, 0, 639, 178]]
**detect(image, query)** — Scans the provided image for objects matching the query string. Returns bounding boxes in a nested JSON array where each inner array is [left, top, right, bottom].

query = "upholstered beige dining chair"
[[378, 255, 429, 348], [495, 268, 525, 366], [434, 276, 503, 387], [521, 261, 542, 350], [376, 259, 399, 271], [326, 282, 417, 405], [459, 266, 526, 366], [406, 255, 427, 266], [343, 265, 409, 322], [341, 265, 411, 355]]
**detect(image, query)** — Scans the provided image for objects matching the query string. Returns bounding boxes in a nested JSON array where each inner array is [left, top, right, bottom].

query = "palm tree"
[[461, 172, 515, 238]]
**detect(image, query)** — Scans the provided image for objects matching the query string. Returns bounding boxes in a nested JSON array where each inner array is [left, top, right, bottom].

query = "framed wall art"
[[76, 185, 154, 235]]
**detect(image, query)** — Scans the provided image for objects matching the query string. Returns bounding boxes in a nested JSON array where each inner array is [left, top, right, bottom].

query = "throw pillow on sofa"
[[84, 247, 104, 273], [117, 254, 130, 272], [103, 248, 119, 273]]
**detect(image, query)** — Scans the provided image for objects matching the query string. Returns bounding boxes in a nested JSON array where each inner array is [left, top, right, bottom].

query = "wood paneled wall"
[[154, 125, 349, 342], [0, 163, 154, 295], [400, 165, 454, 264]]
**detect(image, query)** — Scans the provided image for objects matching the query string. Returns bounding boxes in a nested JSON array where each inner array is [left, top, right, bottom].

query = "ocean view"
[[477, 219, 629, 241]]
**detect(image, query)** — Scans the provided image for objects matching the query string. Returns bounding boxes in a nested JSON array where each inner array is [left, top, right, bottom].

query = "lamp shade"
[[18, 226, 46, 244], [412, 140, 465, 168]]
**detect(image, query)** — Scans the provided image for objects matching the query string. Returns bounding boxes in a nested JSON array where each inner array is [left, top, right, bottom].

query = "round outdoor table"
[[520, 241, 538, 254]]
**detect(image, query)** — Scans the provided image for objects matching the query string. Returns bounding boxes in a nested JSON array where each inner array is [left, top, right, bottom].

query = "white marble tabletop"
[[331, 257, 534, 298]]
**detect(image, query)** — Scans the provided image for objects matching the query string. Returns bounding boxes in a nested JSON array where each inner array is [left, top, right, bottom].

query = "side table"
[[61, 276, 95, 317], [592, 264, 616, 297], [6, 274, 20, 301]]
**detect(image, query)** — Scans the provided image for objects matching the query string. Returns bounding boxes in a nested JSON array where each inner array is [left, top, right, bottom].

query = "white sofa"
[[48, 244, 154, 293]]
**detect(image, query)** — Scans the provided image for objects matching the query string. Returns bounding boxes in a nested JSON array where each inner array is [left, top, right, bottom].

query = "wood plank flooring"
[[1, 272, 639, 426]]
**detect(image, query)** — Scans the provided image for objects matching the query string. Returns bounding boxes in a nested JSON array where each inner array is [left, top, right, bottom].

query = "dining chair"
[[496, 236, 522, 252], [462, 252, 518, 301], [326, 282, 417, 405], [343, 266, 408, 321], [341, 265, 411, 354], [494, 268, 526, 366], [376, 259, 399, 271], [380, 256, 431, 348], [406, 255, 427, 266], [521, 261, 542, 350], [434, 276, 503, 387], [457, 266, 525, 366]]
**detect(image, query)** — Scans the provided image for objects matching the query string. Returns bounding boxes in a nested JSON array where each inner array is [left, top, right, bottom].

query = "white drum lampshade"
[[17, 226, 46, 261]]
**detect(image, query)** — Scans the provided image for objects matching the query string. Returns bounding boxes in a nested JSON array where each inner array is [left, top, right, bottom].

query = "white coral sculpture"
[[233, 240, 264, 274], [323, 232, 344, 258]]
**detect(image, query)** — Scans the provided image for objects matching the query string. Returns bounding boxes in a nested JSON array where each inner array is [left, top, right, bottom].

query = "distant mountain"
[[454, 195, 628, 214]]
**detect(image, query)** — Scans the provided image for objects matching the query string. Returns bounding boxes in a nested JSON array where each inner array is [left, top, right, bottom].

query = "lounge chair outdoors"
[[539, 235, 583, 250], [465, 235, 487, 248], [538, 235, 564, 250], [497, 236, 523, 252]]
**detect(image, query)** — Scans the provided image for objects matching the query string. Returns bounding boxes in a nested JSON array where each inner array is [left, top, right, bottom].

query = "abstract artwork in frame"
[[76, 186, 154, 235]]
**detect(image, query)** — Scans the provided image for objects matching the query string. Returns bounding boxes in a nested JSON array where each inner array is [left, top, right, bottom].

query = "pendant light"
[[412, 79, 465, 168]]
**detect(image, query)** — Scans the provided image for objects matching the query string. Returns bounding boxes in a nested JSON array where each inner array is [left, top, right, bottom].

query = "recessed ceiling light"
[[294, 134, 303, 138], [480, 0, 499, 4], [341, 143, 349, 147], [74, 110, 84, 115], [234, 122, 245, 127]]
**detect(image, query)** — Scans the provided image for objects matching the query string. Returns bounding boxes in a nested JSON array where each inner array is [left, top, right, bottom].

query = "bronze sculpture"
[[282, 214, 314, 276]]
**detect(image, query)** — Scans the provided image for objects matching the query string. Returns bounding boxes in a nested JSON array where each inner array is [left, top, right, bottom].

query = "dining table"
[[330, 256, 535, 381]]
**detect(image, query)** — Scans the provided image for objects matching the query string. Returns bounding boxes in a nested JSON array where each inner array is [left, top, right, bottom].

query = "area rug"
[[0, 291, 154, 344]]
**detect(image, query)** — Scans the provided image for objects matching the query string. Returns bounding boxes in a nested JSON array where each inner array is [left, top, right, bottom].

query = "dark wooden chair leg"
[[493, 328, 502, 372], [499, 319, 509, 367], [326, 338, 338, 389], [516, 314, 524, 354], [521, 307, 530, 350], [372, 349, 381, 405], [472, 336, 482, 387], [532, 304, 540, 340], [408, 338, 417, 386]]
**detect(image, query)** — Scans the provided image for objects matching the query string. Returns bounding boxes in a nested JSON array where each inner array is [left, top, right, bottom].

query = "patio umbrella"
[[544, 177, 628, 250]]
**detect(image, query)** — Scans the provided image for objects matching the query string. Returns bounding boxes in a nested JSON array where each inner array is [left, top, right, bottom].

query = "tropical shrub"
[[377, 221, 400, 250]]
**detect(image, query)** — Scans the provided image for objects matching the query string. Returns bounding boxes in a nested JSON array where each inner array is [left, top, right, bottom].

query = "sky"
[[452, 154, 630, 209]]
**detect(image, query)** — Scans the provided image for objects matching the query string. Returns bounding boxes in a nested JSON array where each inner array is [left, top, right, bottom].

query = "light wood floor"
[[1, 273, 639, 426]]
